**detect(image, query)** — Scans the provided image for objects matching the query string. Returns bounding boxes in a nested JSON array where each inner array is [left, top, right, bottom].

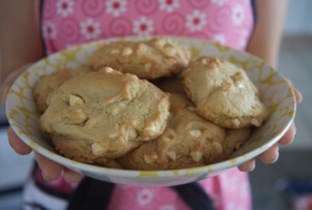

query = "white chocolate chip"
[[190, 151, 203, 162], [233, 119, 241, 127], [201, 58, 208, 65], [237, 82, 245, 89], [110, 49, 120, 54], [137, 43, 148, 54], [108, 133, 118, 139], [189, 129, 202, 138], [144, 153, 158, 164], [103, 66, 114, 73], [127, 129, 137, 140], [145, 122, 158, 135], [69, 95, 84, 106], [91, 143, 107, 156], [111, 107, 119, 115], [167, 151, 176, 161], [122, 47, 133, 56], [146, 125, 157, 133]]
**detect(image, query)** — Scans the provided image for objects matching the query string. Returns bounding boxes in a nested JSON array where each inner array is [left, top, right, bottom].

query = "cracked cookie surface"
[[182, 56, 267, 128], [39, 67, 170, 164], [33, 66, 91, 113], [118, 93, 225, 170], [90, 37, 190, 79]]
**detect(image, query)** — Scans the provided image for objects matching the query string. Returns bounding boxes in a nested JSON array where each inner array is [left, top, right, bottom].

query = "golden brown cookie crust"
[[182, 56, 268, 128], [40, 68, 170, 163], [33, 66, 91, 113], [90, 37, 190, 79], [153, 75, 186, 95], [118, 93, 226, 170], [223, 128, 251, 156]]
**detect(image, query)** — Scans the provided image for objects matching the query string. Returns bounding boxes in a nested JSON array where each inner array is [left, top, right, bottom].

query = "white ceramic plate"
[[6, 36, 296, 186]]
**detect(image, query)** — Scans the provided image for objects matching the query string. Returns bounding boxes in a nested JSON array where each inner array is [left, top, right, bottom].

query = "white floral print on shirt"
[[186, 10, 207, 32], [133, 16, 155, 36], [137, 189, 154, 206], [105, 0, 127, 17], [232, 4, 245, 26], [80, 18, 101, 40], [42, 22, 57, 39], [56, 0, 74, 17], [159, 0, 180, 13]]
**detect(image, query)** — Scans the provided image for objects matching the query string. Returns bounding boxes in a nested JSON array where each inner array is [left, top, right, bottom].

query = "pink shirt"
[[42, 0, 253, 53], [39, 0, 254, 209]]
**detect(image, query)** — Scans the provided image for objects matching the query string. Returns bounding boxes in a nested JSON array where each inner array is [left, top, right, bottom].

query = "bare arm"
[[239, 0, 303, 172], [0, 0, 44, 83], [247, 0, 288, 68], [0, 1, 81, 182]]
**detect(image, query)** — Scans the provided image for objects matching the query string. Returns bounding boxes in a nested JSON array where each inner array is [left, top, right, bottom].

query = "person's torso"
[[41, 0, 254, 54], [33, 1, 255, 210]]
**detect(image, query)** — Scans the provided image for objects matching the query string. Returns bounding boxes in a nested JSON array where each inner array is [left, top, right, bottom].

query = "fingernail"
[[273, 146, 280, 163], [42, 173, 55, 182], [249, 161, 256, 171], [64, 171, 82, 183]]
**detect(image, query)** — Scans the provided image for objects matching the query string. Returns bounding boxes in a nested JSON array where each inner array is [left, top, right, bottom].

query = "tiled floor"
[[0, 36, 311, 210]]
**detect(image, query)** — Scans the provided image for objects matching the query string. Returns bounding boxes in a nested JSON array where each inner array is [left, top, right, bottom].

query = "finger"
[[293, 87, 302, 104], [286, 79, 302, 104], [238, 159, 255, 172], [35, 152, 63, 181], [278, 122, 296, 145], [7, 127, 32, 155], [63, 168, 83, 183], [258, 144, 279, 164]]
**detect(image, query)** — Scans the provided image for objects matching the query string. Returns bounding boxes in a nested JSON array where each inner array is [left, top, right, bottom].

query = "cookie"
[[118, 93, 226, 170], [153, 75, 186, 95], [223, 128, 251, 156], [51, 135, 123, 168], [40, 67, 170, 163], [33, 66, 91, 113], [182, 56, 268, 128], [90, 37, 190, 79]]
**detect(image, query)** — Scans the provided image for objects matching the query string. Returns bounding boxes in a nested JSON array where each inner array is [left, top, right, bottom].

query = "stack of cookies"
[[33, 37, 268, 170]]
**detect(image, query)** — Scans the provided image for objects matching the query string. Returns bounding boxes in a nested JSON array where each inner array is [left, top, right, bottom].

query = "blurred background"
[[249, 1, 312, 209], [1, 1, 312, 209]]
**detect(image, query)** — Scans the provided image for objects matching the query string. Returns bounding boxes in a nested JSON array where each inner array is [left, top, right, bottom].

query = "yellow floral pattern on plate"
[[6, 36, 296, 186]]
